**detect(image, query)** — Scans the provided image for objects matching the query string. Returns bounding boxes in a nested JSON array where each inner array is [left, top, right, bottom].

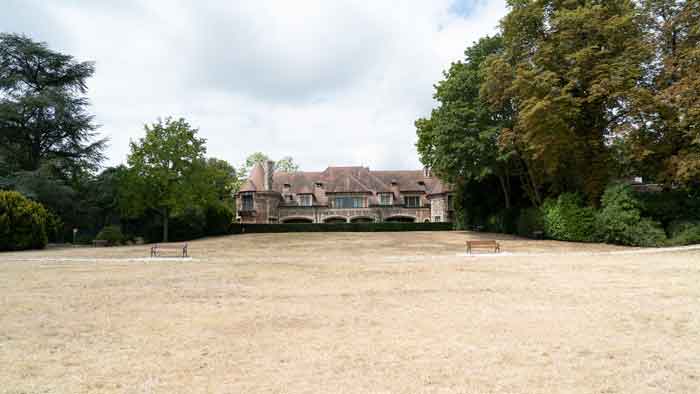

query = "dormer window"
[[404, 195, 421, 208], [417, 180, 425, 186], [299, 194, 312, 207], [379, 193, 393, 206]]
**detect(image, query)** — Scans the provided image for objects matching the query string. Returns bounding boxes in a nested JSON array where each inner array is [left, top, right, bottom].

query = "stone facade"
[[236, 162, 453, 224]]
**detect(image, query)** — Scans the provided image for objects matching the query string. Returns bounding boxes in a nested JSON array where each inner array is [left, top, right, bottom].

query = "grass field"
[[1, 232, 699, 394]]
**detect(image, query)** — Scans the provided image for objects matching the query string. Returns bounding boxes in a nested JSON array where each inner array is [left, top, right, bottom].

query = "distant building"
[[236, 161, 454, 224]]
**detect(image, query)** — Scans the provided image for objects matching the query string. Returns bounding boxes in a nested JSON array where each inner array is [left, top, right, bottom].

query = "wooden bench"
[[93, 239, 109, 247], [150, 243, 188, 258], [466, 240, 500, 255]]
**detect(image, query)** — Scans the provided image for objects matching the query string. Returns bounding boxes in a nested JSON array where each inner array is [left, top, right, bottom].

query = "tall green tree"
[[482, 0, 650, 204], [120, 118, 214, 242], [625, 0, 700, 185], [0, 33, 105, 176], [416, 36, 518, 208], [204, 158, 238, 203]]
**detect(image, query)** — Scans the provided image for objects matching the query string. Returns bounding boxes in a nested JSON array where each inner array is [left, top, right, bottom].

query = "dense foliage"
[[542, 194, 597, 242], [205, 202, 235, 236], [417, 0, 699, 246], [595, 184, 668, 247], [119, 118, 234, 242], [0, 190, 49, 251]]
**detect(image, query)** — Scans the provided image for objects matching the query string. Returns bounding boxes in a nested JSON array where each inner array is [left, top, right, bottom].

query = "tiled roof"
[[239, 162, 265, 192], [241, 166, 452, 203]]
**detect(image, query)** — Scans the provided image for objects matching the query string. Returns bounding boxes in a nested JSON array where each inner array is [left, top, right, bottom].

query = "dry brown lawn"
[[1, 232, 699, 394]]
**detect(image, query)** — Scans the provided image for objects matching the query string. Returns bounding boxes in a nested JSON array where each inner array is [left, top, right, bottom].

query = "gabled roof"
[[239, 165, 453, 202]]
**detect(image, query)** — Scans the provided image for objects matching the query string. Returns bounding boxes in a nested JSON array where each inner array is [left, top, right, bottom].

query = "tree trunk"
[[497, 174, 511, 209], [525, 161, 542, 206], [162, 208, 169, 242]]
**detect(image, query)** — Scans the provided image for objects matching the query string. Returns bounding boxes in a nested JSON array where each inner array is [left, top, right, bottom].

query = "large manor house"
[[236, 161, 454, 224]]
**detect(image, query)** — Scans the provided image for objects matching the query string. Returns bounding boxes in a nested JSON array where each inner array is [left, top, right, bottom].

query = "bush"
[[667, 220, 700, 238], [542, 193, 597, 242], [596, 184, 667, 247], [205, 203, 233, 236], [638, 189, 700, 225], [95, 225, 124, 246], [230, 222, 454, 234], [628, 219, 669, 247], [517, 207, 545, 238], [0, 190, 49, 251], [667, 221, 700, 246]]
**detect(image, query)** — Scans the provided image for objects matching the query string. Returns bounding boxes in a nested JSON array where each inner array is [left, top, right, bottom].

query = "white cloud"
[[2, 0, 508, 171]]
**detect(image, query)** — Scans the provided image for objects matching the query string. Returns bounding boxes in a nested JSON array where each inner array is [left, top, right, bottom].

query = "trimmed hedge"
[[231, 222, 454, 234], [0, 190, 49, 251]]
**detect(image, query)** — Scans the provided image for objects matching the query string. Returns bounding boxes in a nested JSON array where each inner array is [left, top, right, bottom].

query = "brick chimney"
[[263, 160, 275, 191]]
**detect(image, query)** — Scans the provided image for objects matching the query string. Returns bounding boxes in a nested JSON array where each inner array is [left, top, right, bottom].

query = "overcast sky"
[[2, 0, 507, 171]]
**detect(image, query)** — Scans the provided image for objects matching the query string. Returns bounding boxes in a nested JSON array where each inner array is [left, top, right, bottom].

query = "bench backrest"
[[467, 240, 498, 245], [153, 243, 187, 249]]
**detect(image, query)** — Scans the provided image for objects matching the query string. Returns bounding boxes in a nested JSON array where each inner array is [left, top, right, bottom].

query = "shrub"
[[205, 202, 233, 236], [667, 221, 700, 246], [638, 189, 700, 225], [627, 219, 669, 247], [542, 193, 597, 242], [0, 190, 49, 251], [596, 184, 667, 247], [667, 220, 700, 239], [517, 207, 545, 238], [95, 225, 124, 246]]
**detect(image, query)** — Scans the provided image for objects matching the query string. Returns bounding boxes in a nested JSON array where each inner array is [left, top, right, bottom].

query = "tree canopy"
[[0, 33, 105, 176], [416, 36, 516, 208], [417, 0, 699, 229], [120, 117, 215, 242]]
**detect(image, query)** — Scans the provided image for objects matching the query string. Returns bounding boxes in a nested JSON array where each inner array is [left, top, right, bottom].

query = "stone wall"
[[237, 192, 280, 224], [429, 195, 448, 222]]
